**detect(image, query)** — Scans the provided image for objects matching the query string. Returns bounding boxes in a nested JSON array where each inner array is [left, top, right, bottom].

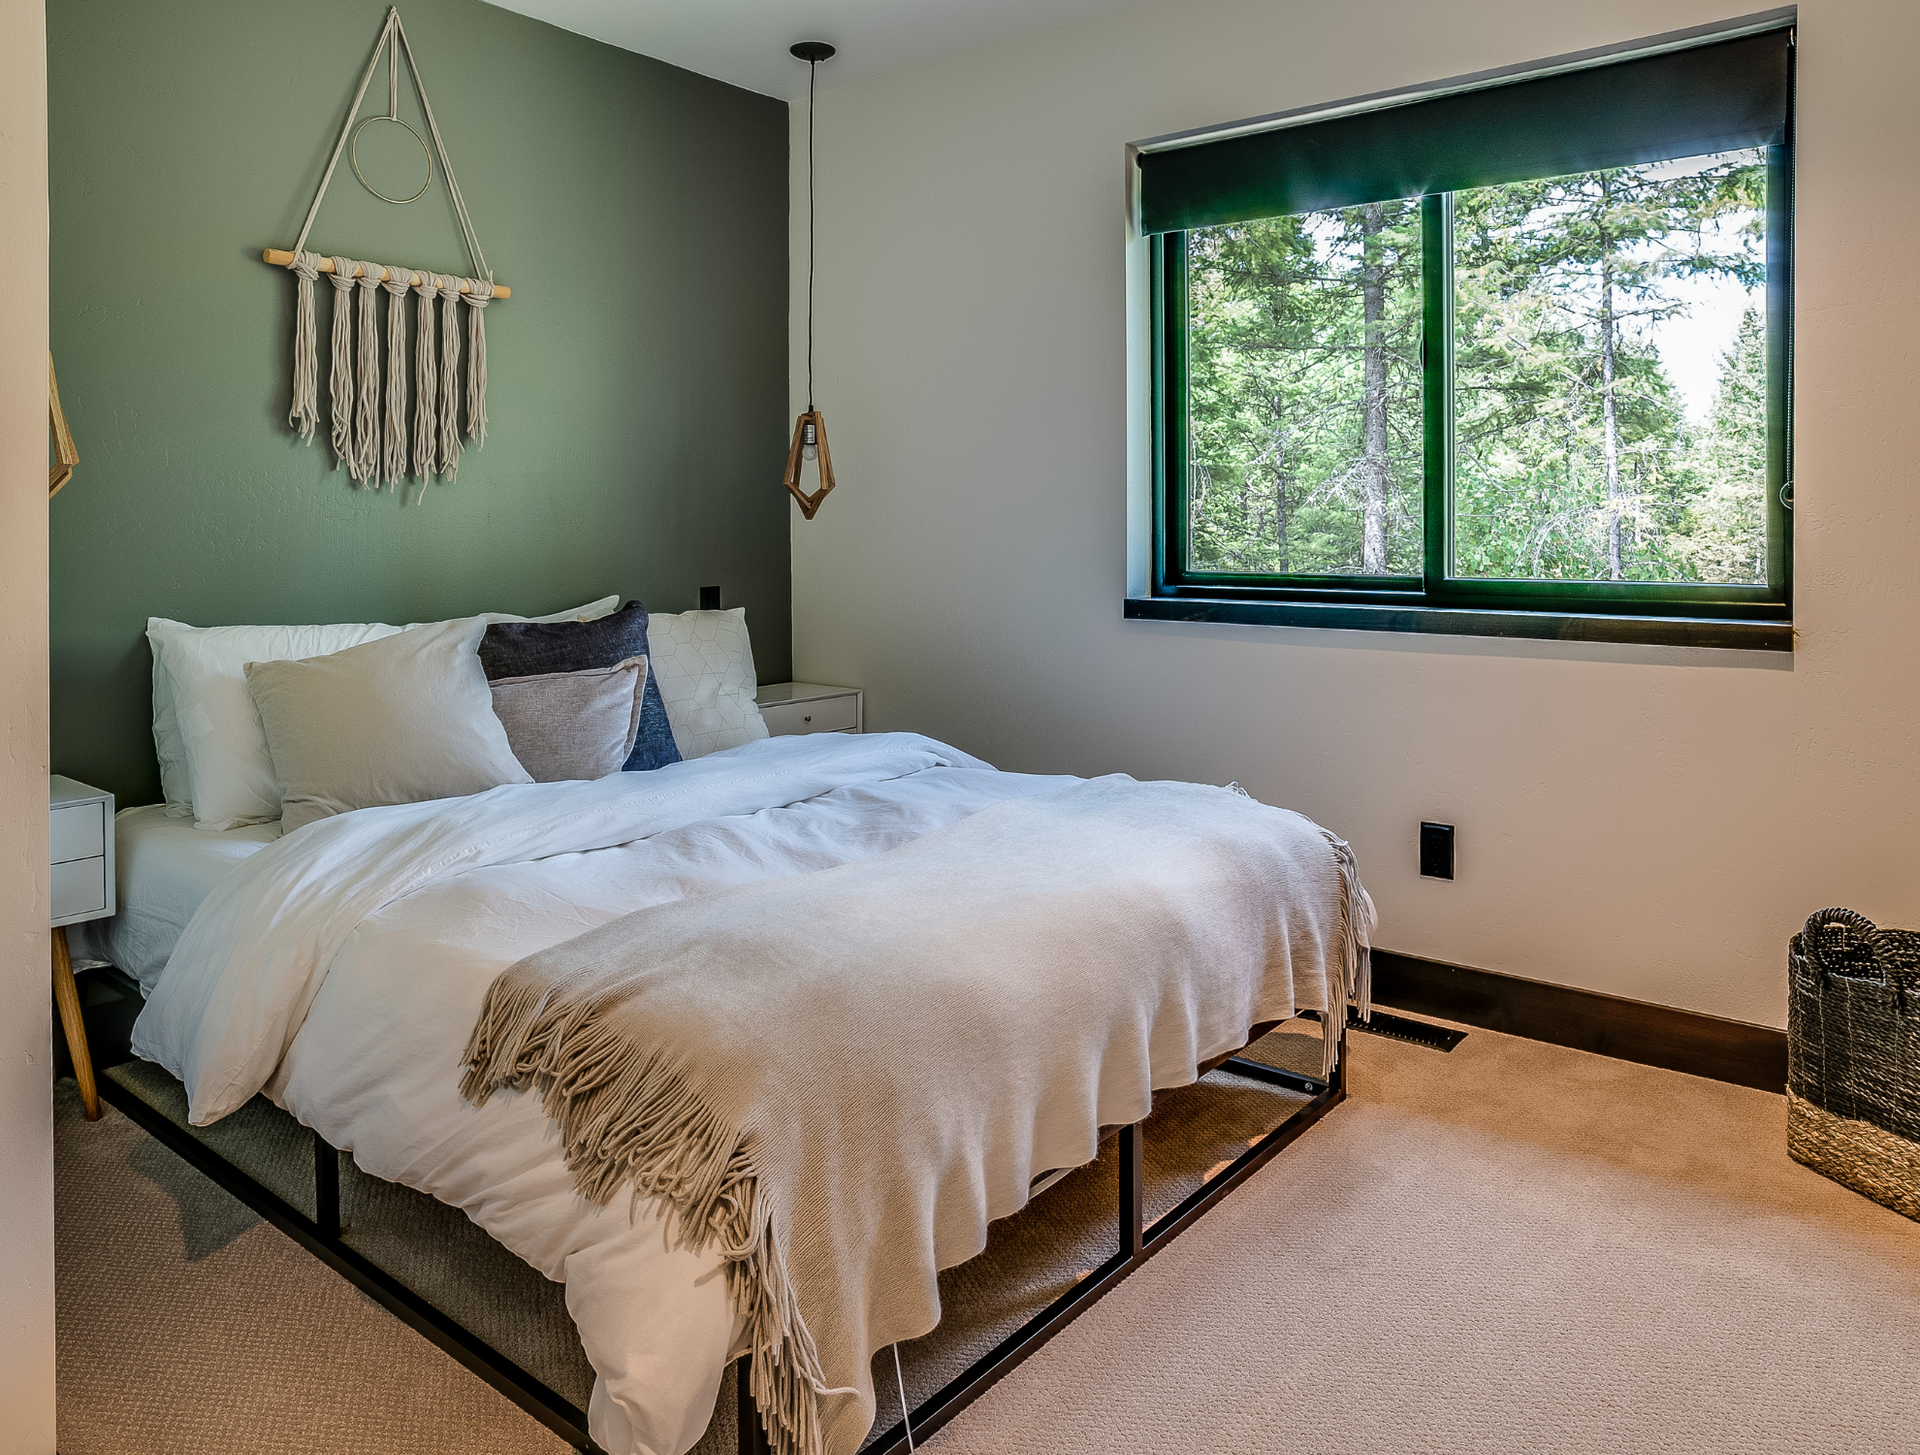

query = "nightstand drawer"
[[762, 695, 859, 736], [52, 856, 108, 923], [51, 801, 105, 865]]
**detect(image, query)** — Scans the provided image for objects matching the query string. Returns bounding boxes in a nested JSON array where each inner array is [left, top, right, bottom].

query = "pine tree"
[[1672, 305, 1769, 583], [1186, 201, 1422, 577], [1451, 151, 1764, 581]]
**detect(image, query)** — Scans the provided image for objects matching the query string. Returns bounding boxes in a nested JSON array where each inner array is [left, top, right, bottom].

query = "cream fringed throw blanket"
[[460, 778, 1372, 1455]]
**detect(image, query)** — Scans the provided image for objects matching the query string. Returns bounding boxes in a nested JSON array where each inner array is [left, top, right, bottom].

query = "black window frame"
[[1132, 27, 1796, 651]]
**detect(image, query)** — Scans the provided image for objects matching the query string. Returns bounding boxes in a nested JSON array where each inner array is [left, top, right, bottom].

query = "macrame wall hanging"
[[784, 41, 837, 520], [263, 6, 509, 492]]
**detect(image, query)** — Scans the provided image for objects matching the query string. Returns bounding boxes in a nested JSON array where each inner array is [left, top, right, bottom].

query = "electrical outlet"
[[698, 586, 721, 610], [1419, 822, 1455, 880]]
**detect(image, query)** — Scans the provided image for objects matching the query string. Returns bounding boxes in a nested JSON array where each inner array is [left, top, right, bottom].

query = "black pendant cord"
[[789, 41, 834, 421], [806, 55, 817, 414]]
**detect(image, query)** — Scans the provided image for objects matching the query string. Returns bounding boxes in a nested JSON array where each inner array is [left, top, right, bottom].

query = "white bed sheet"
[[134, 733, 1079, 1455], [67, 805, 280, 990]]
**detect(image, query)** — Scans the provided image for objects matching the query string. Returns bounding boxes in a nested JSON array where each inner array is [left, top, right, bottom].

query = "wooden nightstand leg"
[[52, 925, 100, 1121]]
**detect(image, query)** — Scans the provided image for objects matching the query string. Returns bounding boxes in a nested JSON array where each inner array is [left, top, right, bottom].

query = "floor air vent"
[[1349, 1010, 1466, 1052]]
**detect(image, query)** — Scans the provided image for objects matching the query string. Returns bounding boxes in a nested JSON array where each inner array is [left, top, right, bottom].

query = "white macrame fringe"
[[353, 265, 382, 483], [381, 269, 411, 486], [412, 273, 439, 481], [464, 278, 491, 448], [287, 251, 322, 441], [436, 277, 463, 480], [282, 257, 493, 489], [325, 256, 357, 472]]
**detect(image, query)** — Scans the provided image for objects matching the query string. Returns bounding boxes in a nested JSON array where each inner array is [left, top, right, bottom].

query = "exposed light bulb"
[[801, 419, 818, 461]]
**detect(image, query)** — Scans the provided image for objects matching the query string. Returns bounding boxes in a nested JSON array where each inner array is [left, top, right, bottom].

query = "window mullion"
[[1165, 234, 1189, 585], [1420, 193, 1453, 595], [1151, 233, 1170, 587]]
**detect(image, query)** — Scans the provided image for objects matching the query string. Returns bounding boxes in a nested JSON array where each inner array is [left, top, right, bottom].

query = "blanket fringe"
[[1319, 830, 1375, 1079], [458, 812, 1376, 1450], [460, 977, 831, 1455]]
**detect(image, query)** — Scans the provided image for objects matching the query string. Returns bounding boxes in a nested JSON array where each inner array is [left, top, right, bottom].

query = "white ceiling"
[[485, 0, 1149, 99]]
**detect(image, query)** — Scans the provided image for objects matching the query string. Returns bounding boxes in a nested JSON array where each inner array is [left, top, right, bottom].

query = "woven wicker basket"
[[1787, 907, 1920, 1220]]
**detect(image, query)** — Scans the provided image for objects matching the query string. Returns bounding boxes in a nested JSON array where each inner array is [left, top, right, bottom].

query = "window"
[[1133, 25, 1794, 648]]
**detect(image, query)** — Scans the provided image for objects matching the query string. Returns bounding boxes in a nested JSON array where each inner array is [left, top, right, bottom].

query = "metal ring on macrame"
[[350, 115, 433, 204]]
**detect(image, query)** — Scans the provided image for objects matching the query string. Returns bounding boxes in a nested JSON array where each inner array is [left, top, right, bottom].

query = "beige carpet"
[[931, 1022, 1920, 1454], [55, 1036, 1321, 1455], [51, 1075, 574, 1455], [56, 1023, 1920, 1453]]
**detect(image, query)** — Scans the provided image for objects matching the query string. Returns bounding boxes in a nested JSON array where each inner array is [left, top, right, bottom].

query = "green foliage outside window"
[[1187, 200, 1424, 577], [1182, 150, 1774, 591]]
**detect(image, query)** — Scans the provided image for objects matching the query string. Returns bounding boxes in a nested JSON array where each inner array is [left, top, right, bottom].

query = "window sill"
[[1123, 596, 1792, 651]]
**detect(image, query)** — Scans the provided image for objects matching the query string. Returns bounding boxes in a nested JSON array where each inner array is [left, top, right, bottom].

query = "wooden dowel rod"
[[260, 249, 510, 298]]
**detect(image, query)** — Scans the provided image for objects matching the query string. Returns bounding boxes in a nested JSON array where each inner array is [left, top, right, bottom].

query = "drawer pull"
[[760, 694, 857, 735]]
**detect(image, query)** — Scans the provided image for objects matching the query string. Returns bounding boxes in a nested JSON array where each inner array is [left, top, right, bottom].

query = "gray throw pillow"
[[478, 601, 681, 773], [489, 657, 648, 783], [244, 616, 533, 833]]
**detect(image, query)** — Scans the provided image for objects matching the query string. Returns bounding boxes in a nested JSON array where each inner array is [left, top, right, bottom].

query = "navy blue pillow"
[[478, 601, 681, 772]]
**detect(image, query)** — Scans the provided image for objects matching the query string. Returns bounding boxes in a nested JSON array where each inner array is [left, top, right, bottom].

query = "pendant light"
[[784, 41, 837, 520]]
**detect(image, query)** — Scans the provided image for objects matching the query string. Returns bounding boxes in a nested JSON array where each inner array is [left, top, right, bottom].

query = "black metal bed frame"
[[87, 972, 1344, 1455]]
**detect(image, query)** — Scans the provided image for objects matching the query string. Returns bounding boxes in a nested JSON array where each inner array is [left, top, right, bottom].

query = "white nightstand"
[[51, 775, 114, 1121], [755, 682, 863, 737]]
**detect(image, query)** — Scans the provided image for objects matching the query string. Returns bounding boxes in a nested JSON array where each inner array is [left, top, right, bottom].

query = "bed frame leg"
[[736, 1355, 772, 1455], [314, 1131, 340, 1241], [1118, 1122, 1144, 1260]]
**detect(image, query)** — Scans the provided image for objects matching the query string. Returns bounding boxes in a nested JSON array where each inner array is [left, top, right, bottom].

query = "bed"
[[84, 727, 1370, 1455], [69, 805, 281, 991]]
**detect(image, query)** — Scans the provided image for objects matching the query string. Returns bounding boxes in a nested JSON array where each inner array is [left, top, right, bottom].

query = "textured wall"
[[49, 0, 789, 805], [789, 0, 1920, 1027], [0, 0, 55, 1444]]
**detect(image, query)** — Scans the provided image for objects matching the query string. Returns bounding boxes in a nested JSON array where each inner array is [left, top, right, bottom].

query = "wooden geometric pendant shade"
[[783, 409, 836, 520], [49, 354, 79, 497]]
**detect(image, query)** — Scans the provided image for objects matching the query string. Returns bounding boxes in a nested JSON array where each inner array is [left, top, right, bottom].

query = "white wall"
[[0, 0, 54, 1448], [790, 0, 1920, 1029]]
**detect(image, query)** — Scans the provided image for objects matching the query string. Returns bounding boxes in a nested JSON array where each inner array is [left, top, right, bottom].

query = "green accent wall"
[[48, 0, 790, 806]]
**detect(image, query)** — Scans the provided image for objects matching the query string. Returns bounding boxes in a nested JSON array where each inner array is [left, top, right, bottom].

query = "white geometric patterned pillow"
[[644, 608, 771, 759]]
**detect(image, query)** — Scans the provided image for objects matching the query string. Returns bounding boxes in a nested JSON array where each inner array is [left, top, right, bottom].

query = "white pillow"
[[149, 595, 617, 829], [244, 617, 532, 833], [150, 656, 195, 817], [399, 596, 619, 631], [646, 608, 771, 759]]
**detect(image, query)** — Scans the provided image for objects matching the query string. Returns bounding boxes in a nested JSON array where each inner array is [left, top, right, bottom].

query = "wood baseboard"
[[1371, 950, 1787, 1093]]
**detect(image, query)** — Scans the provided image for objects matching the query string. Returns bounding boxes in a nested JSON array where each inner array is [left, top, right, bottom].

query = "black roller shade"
[[1138, 28, 1792, 234]]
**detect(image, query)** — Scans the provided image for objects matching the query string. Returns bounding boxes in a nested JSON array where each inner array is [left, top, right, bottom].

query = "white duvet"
[[133, 732, 1078, 1455]]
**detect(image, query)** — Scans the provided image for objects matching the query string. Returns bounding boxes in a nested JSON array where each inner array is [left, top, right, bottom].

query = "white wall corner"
[[0, 0, 56, 1446]]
